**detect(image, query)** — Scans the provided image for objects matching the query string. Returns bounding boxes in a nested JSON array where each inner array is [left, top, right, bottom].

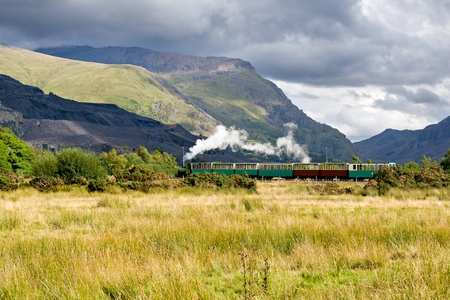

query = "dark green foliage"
[[100, 147, 179, 178], [29, 176, 64, 192], [352, 155, 361, 163], [56, 148, 107, 184], [374, 164, 402, 195], [373, 156, 450, 194], [415, 156, 448, 188], [87, 178, 107, 192], [311, 182, 357, 195], [135, 146, 178, 176], [98, 149, 127, 177], [32, 150, 58, 177], [230, 174, 257, 191], [440, 148, 450, 172], [0, 126, 34, 175], [184, 172, 257, 190], [116, 165, 154, 183], [0, 170, 20, 191]]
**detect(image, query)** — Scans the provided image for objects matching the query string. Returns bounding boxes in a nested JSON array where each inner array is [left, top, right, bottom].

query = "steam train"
[[185, 162, 396, 180]]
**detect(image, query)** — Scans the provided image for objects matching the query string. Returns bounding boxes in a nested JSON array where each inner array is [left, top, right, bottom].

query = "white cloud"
[[273, 79, 450, 142]]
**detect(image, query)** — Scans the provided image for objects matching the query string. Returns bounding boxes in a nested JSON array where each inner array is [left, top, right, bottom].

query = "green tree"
[[56, 148, 107, 183], [147, 150, 179, 176], [416, 156, 448, 188], [440, 148, 450, 172], [135, 146, 151, 163], [0, 127, 34, 174], [0, 140, 11, 171], [134, 146, 178, 176], [352, 155, 361, 163], [99, 149, 127, 177], [32, 150, 58, 178]]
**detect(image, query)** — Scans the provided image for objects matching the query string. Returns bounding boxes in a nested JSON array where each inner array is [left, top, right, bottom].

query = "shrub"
[[116, 165, 154, 183], [30, 176, 64, 192], [0, 170, 20, 191], [184, 172, 257, 190], [87, 178, 108, 192], [374, 157, 450, 194], [230, 174, 257, 191], [32, 150, 58, 177], [440, 148, 450, 172], [56, 148, 107, 184], [135, 146, 179, 176], [311, 182, 357, 195], [99, 149, 127, 177], [0, 127, 35, 175]]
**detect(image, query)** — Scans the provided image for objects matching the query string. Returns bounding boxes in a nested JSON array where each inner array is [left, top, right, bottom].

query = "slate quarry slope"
[[0, 74, 247, 163]]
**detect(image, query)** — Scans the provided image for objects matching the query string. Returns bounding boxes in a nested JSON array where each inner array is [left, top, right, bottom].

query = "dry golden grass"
[[1, 181, 450, 299]]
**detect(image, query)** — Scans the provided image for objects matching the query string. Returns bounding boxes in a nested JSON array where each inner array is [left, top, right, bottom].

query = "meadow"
[[1, 181, 450, 299]]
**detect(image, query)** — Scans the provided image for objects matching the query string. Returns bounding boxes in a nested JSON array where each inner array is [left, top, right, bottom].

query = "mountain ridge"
[[354, 116, 450, 164], [0, 44, 219, 136], [36, 45, 356, 162]]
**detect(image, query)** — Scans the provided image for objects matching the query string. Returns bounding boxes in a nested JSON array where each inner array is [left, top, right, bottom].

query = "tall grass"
[[1, 183, 450, 299]]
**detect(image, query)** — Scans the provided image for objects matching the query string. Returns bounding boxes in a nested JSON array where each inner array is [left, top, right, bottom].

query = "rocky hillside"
[[36, 46, 356, 162], [0, 44, 219, 136], [354, 116, 450, 164], [0, 74, 247, 163]]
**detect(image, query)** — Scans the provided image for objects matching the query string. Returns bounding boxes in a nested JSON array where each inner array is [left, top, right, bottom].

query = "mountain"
[[354, 116, 450, 164], [0, 74, 247, 163], [35, 45, 356, 162], [0, 44, 219, 136]]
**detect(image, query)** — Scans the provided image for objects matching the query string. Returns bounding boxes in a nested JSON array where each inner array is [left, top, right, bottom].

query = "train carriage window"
[[212, 163, 234, 170], [235, 163, 258, 170]]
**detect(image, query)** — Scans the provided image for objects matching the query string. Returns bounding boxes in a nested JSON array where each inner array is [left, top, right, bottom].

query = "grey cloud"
[[2, 0, 450, 87], [374, 86, 448, 121], [1, 0, 450, 142], [385, 86, 444, 105]]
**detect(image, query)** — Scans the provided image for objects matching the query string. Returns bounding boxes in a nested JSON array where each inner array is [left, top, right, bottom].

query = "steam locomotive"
[[185, 162, 396, 180]]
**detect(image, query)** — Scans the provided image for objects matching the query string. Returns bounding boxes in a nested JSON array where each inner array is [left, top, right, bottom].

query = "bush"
[[374, 157, 450, 194], [311, 182, 357, 195], [0, 170, 20, 191], [230, 174, 257, 191], [135, 146, 179, 176], [87, 178, 108, 192], [56, 148, 107, 184], [32, 150, 58, 178], [30, 176, 64, 192], [184, 172, 257, 190], [0, 127, 35, 175]]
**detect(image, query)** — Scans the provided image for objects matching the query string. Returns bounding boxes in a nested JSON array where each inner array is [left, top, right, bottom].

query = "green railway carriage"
[[257, 163, 294, 178], [234, 163, 259, 176], [189, 162, 213, 174], [210, 162, 235, 175], [187, 162, 396, 180], [348, 163, 395, 180]]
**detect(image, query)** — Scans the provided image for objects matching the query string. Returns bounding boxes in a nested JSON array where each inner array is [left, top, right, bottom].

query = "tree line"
[[1, 126, 449, 193], [0, 126, 256, 192]]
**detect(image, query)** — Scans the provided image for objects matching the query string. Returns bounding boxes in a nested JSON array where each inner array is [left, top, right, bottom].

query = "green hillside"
[[165, 71, 284, 142], [34, 45, 358, 161], [0, 44, 218, 135]]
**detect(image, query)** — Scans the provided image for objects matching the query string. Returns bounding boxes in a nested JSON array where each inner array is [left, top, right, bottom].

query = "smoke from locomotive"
[[184, 122, 311, 162]]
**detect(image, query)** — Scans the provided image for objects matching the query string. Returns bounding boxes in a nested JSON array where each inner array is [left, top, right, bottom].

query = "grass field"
[[1, 181, 450, 299]]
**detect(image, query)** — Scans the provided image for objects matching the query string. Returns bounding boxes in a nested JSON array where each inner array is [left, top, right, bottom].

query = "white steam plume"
[[184, 122, 311, 162]]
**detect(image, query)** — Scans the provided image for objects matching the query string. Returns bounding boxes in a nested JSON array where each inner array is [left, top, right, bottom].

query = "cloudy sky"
[[1, 0, 450, 141]]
